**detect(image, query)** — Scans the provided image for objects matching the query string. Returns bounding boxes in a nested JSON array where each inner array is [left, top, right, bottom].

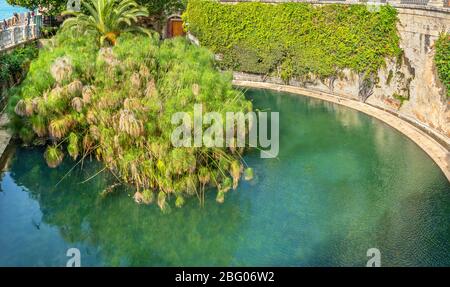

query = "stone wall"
[[226, 3, 450, 143], [370, 7, 450, 139]]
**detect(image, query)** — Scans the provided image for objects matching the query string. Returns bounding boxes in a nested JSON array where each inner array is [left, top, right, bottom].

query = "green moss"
[[435, 34, 450, 97], [183, 1, 401, 80], [393, 93, 408, 106]]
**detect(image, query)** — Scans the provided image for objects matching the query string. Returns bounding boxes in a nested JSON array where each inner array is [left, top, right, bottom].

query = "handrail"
[[0, 15, 42, 51], [219, 0, 450, 10]]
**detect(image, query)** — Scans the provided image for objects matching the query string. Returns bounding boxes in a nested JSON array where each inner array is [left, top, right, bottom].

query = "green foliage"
[[5, 31, 98, 120], [393, 93, 408, 106], [7, 0, 66, 15], [41, 26, 60, 39], [8, 0, 186, 17], [62, 0, 151, 46], [8, 31, 252, 209], [175, 195, 185, 208], [137, 0, 185, 19], [183, 1, 401, 80], [67, 132, 79, 159], [435, 34, 450, 98], [44, 146, 64, 168], [244, 167, 253, 181], [0, 44, 38, 87], [142, 189, 154, 204]]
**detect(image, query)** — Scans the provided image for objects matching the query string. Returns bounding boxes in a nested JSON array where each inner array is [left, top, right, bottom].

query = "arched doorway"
[[166, 15, 185, 38]]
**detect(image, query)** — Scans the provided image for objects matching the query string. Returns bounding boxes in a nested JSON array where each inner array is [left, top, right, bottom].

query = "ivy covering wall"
[[435, 34, 450, 98], [0, 44, 38, 109], [183, 1, 401, 81], [0, 44, 38, 88]]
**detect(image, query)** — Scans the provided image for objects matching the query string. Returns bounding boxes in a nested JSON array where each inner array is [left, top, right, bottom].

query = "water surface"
[[0, 89, 449, 266]]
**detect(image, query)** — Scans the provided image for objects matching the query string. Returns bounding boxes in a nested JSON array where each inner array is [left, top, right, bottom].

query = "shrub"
[[0, 44, 38, 87], [183, 1, 401, 80]]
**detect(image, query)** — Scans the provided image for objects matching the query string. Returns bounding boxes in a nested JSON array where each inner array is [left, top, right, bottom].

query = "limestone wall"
[[229, 5, 450, 144], [370, 7, 450, 138]]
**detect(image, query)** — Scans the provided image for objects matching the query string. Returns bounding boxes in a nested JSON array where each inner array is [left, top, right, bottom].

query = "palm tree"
[[62, 0, 151, 46]]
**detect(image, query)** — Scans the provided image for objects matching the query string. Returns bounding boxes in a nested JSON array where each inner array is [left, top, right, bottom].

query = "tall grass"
[[8, 30, 253, 210]]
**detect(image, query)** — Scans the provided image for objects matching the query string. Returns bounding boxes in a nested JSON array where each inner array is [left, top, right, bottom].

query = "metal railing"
[[0, 15, 42, 51], [400, 0, 429, 5], [220, 0, 449, 9], [358, 0, 387, 2]]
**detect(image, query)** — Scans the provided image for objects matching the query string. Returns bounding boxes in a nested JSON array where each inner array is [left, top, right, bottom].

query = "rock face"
[[234, 7, 450, 141], [369, 8, 450, 138]]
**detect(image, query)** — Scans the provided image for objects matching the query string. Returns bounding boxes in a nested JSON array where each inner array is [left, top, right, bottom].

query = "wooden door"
[[170, 19, 185, 38]]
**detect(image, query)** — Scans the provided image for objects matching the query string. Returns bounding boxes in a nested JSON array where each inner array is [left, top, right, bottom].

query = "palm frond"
[[61, 0, 150, 46]]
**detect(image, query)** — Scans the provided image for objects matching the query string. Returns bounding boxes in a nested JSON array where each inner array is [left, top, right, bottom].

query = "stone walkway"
[[0, 113, 12, 160], [234, 80, 450, 182]]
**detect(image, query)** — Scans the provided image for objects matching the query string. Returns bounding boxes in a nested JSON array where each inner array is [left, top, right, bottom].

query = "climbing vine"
[[0, 44, 38, 88], [435, 34, 450, 98], [183, 1, 401, 81], [0, 44, 38, 110]]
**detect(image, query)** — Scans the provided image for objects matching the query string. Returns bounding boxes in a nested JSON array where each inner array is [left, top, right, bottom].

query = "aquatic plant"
[[8, 31, 252, 209], [44, 146, 64, 168], [62, 0, 151, 46], [244, 167, 254, 181]]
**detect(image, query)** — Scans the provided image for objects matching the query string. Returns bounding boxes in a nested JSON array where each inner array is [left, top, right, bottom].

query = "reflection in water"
[[0, 88, 449, 266], [307, 99, 363, 128], [4, 148, 247, 266]]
